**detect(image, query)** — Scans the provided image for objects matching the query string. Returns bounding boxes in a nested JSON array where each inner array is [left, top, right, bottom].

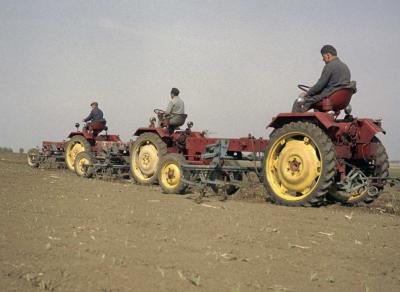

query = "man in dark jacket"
[[82, 102, 104, 131], [292, 45, 351, 112]]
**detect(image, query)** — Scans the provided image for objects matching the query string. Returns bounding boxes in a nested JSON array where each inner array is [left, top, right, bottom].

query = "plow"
[[27, 141, 65, 168], [28, 84, 400, 207], [159, 137, 266, 198]]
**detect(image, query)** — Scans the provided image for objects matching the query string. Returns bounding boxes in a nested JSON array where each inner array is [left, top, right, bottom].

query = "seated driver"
[[161, 87, 186, 132], [292, 45, 351, 113], [82, 101, 105, 131]]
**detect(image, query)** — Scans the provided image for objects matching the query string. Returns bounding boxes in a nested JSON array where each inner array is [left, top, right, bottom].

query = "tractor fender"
[[356, 118, 386, 143], [268, 112, 338, 131], [133, 127, 169, 138], [67, 132, 95, 140], [67, 132, 84, 139], [67, 132, 97, 148]]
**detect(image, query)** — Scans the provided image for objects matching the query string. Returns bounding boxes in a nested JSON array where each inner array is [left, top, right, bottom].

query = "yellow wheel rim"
[[27, 153, 38, 166], [66, 143, 85, 170], [132, 143, 159, 181], [266, 132, 322, 201], [160, 162, 181, 189], [76, 157, 90, 176]]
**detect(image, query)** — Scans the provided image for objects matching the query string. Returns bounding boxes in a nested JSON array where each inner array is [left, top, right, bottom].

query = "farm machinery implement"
[[28, 84, 399, 207], [158, 137, 267, 198], [73, 140, 130, 179], [27, 141, 66, 168], [331, 162, 400, 201]]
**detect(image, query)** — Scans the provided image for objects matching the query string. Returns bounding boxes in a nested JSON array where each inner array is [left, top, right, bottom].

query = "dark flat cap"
[[321, 45, 337, 56], [170, 88, 180, 96]]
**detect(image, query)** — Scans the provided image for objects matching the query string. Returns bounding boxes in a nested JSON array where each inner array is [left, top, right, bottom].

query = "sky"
[[0, 0, 399, 159]]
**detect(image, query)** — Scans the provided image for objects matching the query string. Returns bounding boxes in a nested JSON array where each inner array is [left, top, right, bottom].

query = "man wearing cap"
[[162, 88, 186, 132], [292, 45, 351, 112], [82, 102, 104, 131]]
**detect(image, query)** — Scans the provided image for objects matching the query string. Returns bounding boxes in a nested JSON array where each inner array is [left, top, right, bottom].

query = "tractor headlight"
[[373, 118, 382, 126], [344, 104, 352, 115], [296, 96, 305, 105]]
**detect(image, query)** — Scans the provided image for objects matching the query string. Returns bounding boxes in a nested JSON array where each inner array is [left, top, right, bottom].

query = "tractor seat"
[[89, 119, 107, 134], [313, 88, 354, 112]]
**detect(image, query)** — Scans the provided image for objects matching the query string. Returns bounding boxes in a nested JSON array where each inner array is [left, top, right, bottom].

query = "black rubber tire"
[[158, 153, 188, 194], [74, 151, 96, 178], [330, 138, 389, 205], [65, 135, 91, 172], [262, 121, 336, 207], [130, 132, 168, 185], [27, 148, 40, 168]]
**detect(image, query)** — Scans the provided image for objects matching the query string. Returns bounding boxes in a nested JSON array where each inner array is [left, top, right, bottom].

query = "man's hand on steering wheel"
[[297, 84, 310, 97], [154, 109, 165, 115]]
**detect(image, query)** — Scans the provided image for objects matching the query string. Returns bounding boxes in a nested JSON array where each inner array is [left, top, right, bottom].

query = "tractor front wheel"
[[74, 151, 96, 178], [130, 133, 167, 185], [262, 121, 336, 207], [158, 153, 188, 194], [65, 135, 91, 172], [27, 148, 40, 168]]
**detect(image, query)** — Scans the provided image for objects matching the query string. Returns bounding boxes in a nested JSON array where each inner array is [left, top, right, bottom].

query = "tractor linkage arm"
[[336, 162, 400, 198], [181, 139, 264, 199]]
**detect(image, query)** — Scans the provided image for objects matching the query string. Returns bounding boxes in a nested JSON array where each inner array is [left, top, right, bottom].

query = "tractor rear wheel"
[[330, 138, 389, 205], [158, 153, 188, 194], [27, 148, 40, 168], [130, 133, 167, 185], [262, 121, 336, 207], [65, 135, 91, 172], [74, 151, 96, 178]]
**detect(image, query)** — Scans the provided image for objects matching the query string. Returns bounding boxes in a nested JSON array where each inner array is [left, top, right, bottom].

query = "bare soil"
[[1, 153, 400, 292]]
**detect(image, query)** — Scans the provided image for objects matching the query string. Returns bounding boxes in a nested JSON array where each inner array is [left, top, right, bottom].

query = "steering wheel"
[[154, 109, 165, 115], [298, 84, 311, 92]]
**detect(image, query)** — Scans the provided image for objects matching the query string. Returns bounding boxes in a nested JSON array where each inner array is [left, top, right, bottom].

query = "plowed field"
[[1, 153, 400, 292]]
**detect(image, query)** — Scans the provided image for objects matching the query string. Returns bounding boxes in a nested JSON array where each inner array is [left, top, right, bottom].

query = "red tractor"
[[129, 109, 267, 196], [262, 85, 389, 206], [65, 120, 131, 178], [28, 120, 130, 178]]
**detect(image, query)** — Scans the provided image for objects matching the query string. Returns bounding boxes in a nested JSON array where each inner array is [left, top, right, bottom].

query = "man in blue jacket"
[[82, 102, 104, 131], [292, 45, 351, 112]]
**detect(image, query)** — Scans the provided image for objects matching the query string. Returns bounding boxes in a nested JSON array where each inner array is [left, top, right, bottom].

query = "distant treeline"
[[0, 147, 13, 153]]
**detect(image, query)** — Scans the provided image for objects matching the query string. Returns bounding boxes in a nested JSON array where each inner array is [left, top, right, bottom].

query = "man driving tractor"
[[82, 102, 105, 131], [292, 45, 352, 113], [157, 87, 186, 132]]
